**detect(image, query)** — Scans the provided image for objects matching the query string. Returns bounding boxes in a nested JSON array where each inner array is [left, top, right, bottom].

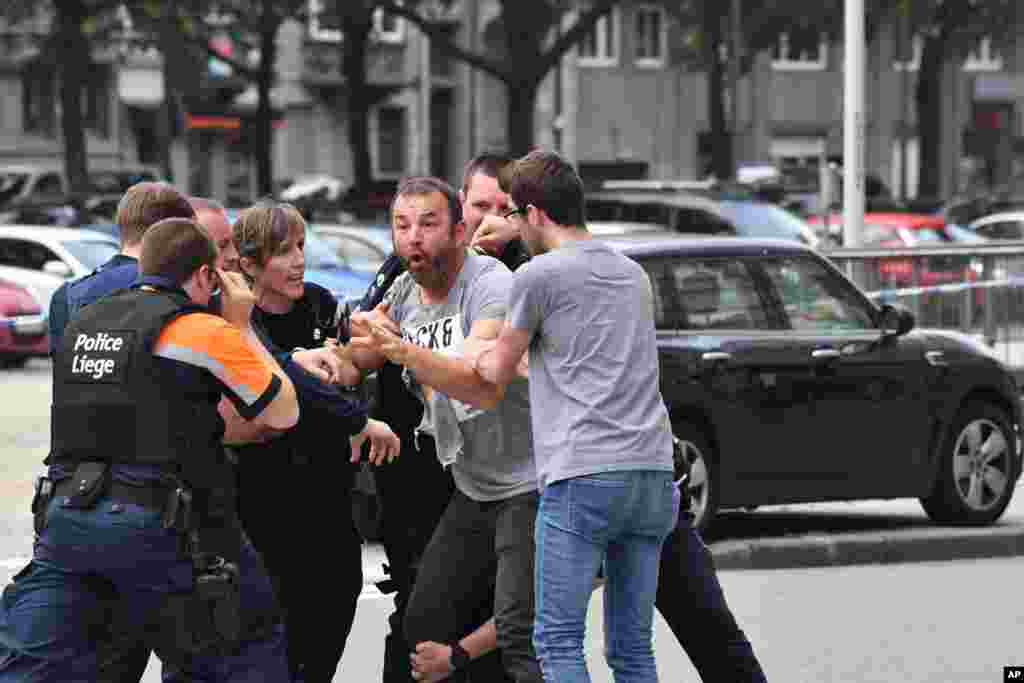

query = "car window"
[[719, 203, 818, 245], [645, 257, 771, 331], [327, 235, 387, 272], [977, 221, 1023, 240], [89, 170, 158, 194], [0, 173, 29, 204], [636, 259, 674, 329], [35, 173, 64, 198], [0, 238, 60, 271], [303, 228, 347, 270], [760, 256, 876, 333], [674, 208, 731, 236], [59, 240, 118, 271]]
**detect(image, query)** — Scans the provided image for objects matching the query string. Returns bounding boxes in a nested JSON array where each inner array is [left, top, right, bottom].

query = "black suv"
[[606, 234, 1022, 530]]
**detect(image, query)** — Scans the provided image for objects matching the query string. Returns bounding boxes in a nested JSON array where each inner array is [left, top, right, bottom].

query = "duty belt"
[[53, 477, 172, 510]]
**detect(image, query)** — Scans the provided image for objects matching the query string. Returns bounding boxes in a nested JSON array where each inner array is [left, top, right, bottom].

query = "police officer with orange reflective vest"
[[0, 217, 300, 681]]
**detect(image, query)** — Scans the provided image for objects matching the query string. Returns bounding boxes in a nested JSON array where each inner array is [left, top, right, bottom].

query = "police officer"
[[230, 203, 399, 683], [48, 182, 194, 355], [0, 217, 301, 681], [43, 185, 304, 683]]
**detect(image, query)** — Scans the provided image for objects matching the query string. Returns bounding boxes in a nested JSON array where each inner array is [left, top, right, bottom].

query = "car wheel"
[[673, 422, 719, 532], [920, 401, 1019, 525]]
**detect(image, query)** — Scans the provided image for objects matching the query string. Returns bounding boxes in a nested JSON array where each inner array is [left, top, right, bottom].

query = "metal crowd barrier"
[[822, 242, 1024, 372]]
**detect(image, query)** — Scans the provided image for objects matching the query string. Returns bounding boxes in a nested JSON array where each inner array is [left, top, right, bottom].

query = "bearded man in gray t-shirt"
[[470, 150, 678, 683], [350, 176, 543, 683]]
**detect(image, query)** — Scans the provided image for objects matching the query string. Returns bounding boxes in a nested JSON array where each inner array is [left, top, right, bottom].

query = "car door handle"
[[700, 351, 733, 364], [811, 348, 841, 361], [925, 350, 948, 367]]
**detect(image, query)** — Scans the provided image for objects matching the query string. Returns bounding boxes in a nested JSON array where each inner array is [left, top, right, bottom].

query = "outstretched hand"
[[349, 418, 400, 465], [411, 641, 454, 682]]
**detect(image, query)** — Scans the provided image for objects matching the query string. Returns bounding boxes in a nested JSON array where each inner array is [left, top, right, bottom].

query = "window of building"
[[964, 37, 1003, 71], [772, 27, 827, 70], [894, 35, 1003, 72], [890, 137, 919, 200], [633, 5, 666, 68], [308, 0, 342, 42], [22, 63, 56, 135], [578, 8, 619, 67], [374, 7, 405, 43], [374, 105, 407, 178]]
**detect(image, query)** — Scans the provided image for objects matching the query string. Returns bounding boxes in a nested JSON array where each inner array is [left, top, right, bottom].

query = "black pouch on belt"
[[65, 462, 110, 509]]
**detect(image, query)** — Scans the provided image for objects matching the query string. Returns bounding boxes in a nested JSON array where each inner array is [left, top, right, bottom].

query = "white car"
[[0, 226, 120, 311], [968, 211, 1024, 240]]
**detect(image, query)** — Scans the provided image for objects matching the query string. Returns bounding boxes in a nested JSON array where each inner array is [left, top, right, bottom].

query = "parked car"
[[0, 164, 161, 210], [301, 226, 374, 305], [0, 277, 48, 367], [602, 234, 1021, 531], [809, 213, 982, 290], [968, 211, 1024, 241], [0, 227, 120, 311], [312, 223, 393, 278], [586, 190, 821, 249]]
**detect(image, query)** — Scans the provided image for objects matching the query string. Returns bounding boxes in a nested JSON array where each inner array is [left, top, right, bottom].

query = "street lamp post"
[[842, 0, 865, 247]]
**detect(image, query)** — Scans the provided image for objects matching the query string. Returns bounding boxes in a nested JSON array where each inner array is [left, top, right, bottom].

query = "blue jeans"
[[0, 496, 288, 683], [534, 471, 678, 683]]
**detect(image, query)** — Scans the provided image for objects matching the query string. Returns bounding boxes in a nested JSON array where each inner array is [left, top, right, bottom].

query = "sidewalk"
[[361, 483, 1024, 580], [707, 487, 1024, 570]]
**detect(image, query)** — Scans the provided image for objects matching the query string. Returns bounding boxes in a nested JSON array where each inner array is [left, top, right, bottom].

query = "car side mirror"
[[42, 260, 73, 278], [878, 303, 914, 338]]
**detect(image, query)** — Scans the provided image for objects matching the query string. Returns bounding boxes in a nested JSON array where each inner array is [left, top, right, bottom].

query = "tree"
[[379, 0, 618, 155], [882, 0, 1017, 199], [138, 0, 307, 196], [310, 1, 409, 195], [1, 1, 127, 195], [667, 0, 847, 180]]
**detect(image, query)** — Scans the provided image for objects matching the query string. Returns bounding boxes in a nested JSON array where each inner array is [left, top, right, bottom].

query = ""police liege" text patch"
[[65, 331, 134, 383]]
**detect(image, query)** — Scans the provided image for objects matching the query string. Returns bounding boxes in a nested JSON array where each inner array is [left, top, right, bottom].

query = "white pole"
[[419, 25, 432, 176], [842, 0, 865, 247]]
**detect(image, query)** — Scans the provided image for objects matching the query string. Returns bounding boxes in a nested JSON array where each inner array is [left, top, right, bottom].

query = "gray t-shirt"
[[388, 253, 536, 502], [507, 239, 673, 489]]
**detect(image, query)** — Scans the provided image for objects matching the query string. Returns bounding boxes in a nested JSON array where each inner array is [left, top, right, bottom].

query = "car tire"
[[673, 422, 719, 532], [920, 401, 1019, 526]]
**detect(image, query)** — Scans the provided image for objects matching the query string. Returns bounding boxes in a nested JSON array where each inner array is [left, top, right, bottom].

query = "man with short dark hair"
[[352, 175, 543, 683], [0, 217, 299, 681], [471, 149, 678, 682]]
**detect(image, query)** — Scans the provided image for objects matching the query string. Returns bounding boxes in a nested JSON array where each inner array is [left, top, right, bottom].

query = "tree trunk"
[[56, 0, 89, 196], [158, 31, 175, 182], [254, 10, 278, 197], [914, 29, 953, 202], [915, 33, 945, 201], [342, 16, 374, 195], [506, 81, 538, 156], [704, 8, 732, 180]]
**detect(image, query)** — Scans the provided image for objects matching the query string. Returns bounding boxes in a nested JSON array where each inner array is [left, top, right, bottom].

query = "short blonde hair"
[[116, 182, 195, 246], [233, 203, 305, 275]]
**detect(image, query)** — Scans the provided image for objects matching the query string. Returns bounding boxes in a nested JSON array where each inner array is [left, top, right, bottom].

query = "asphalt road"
[[4, 358, 1024, 681]]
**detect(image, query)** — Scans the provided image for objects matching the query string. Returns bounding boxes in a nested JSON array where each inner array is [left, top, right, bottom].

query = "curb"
[[709, 523, 1024, 571]]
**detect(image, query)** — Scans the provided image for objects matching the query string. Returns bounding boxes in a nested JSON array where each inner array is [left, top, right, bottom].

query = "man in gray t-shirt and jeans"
[[470, 150, 679, 683], [351, 175, 543, 683]]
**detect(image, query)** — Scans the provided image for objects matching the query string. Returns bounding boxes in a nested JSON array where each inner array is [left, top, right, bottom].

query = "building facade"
[[1, 3, 1022, 206]]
